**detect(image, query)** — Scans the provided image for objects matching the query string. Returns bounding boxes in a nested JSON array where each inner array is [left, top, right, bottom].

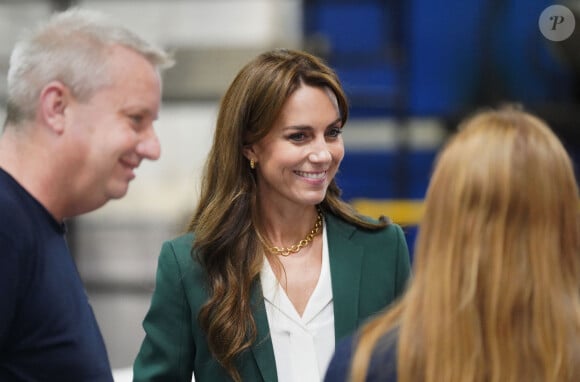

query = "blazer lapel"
[[250, 281, 278, 382], [246, 213, 364, 380], [326, 214, 364, 340]]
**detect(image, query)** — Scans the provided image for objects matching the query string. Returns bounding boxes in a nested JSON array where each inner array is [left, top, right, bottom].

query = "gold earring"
[[250, 159, 255, 169]]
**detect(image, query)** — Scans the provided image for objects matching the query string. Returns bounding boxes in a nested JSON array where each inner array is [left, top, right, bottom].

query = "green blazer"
[[133, 213, 411, 382]]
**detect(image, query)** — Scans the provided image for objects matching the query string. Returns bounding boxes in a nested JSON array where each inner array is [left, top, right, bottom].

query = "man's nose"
[[137, 127, 161, 161]]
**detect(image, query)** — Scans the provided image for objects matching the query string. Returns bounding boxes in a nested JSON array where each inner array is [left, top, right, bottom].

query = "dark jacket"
[[133, 213, 411, 382]]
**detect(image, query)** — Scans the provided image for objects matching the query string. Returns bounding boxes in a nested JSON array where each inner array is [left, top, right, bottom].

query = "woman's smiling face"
[[244, 84, 344, 210]]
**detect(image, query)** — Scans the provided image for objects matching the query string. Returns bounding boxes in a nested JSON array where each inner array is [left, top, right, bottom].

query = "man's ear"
[[39, 81, 70, 134]]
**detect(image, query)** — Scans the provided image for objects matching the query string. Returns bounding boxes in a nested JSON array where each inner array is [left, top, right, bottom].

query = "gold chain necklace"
[[266, 210, 323, 257]]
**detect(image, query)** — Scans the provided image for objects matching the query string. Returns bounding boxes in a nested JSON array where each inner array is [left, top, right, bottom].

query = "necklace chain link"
[[267, 211, 323, 257]]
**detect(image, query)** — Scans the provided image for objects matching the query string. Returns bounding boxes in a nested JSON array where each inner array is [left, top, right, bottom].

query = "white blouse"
[[260, 223, 335, 382]]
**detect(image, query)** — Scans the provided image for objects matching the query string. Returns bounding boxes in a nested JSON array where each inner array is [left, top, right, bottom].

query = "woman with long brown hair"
[[133, 48, 411, 382], [324, 106, 580, 382]]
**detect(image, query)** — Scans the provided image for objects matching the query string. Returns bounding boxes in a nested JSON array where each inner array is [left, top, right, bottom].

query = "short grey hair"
[[5, 7, 174, 124]]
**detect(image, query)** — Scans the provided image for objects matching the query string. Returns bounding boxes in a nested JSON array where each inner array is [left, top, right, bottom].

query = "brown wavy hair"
[[350, 106, 580, 382], [188, 48, 387, 381]]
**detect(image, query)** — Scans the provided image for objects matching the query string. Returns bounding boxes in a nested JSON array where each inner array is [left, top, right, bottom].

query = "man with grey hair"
[[0, 7, 173, 381]]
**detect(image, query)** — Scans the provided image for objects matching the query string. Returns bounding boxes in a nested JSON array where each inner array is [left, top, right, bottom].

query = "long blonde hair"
[[350, 106, 580, 382]]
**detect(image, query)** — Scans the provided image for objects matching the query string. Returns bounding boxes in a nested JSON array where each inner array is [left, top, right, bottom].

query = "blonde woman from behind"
[[325, 105, 580, 382]]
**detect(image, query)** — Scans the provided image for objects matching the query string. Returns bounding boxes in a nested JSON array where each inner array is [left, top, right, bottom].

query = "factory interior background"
[[1, 0, 579, 379]]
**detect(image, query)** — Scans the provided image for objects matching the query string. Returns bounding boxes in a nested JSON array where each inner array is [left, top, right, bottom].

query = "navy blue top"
[[325, 330, 398, 382], [0, 168, 113, 381]]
